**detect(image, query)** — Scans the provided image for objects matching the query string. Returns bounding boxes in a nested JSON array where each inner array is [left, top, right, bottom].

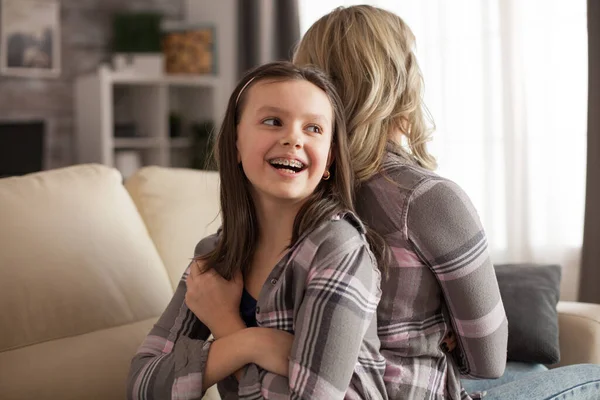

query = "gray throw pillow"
[[494, 263, 561, 365]]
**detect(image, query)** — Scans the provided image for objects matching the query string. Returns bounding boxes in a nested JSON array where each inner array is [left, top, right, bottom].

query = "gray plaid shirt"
[[355, 148, 508, 400], [128, 213, 388, 400]]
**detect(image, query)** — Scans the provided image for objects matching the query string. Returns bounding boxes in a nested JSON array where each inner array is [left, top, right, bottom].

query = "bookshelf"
[[74, 65, 221, 177]]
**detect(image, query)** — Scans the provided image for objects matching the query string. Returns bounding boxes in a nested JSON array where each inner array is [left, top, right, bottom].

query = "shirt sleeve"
[[238, 228, 383, 399], [127, 235, 219, 400], [407, 179, 508, 379]]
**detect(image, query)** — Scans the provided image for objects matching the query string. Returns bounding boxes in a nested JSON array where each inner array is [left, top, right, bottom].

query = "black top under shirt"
[[240, 287, 258, 327]]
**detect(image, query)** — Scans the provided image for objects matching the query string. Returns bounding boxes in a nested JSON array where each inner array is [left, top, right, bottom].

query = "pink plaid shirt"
[[355, 147, 508, 399], [128, 213, 387, 400]]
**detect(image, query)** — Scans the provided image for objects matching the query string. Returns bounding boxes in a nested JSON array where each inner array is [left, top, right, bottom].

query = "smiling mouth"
[[268, 158, 307, 173]]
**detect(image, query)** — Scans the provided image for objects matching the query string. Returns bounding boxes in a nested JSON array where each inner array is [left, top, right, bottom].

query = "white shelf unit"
[[75, 66, 221, 176]]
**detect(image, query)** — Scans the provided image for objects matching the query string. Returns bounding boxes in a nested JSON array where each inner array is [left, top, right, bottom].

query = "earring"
[[322, 170, 331, 180]]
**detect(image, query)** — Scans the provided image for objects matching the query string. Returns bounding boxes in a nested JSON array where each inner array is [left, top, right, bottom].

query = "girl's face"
[[236, 79, 334, 207]]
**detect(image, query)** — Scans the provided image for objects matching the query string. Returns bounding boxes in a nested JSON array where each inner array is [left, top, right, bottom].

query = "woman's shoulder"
[[382, 151, 443, 186], [368, 150, 468, 202]]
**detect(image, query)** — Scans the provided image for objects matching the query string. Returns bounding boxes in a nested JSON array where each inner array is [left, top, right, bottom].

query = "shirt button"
[[256, 307, 260, 314], [270, 278, 278, 285]]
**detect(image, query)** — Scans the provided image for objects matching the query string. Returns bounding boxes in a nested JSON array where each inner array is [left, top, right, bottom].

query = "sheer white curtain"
[[299, 0, 588, 300]]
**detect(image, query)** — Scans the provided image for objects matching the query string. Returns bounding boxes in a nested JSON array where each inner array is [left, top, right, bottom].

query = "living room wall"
[[0, 0, 183, 169]]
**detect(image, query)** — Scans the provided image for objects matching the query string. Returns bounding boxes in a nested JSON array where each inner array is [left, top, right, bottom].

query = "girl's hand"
[[185, 259, 245, 338], [441, 331, 457, 353], [248, 327, 295, 377]]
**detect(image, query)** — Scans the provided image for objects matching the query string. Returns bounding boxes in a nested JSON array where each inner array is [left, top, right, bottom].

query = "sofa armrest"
[[553, 301, 600, 367]]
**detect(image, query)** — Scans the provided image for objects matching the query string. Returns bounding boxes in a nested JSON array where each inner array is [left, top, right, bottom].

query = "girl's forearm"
[[203, 328, 255, 388], [211, 315, 247, 339], [204, 327, 291, 388], [208, 316, 248, 382], [244, 327, 293, 377]]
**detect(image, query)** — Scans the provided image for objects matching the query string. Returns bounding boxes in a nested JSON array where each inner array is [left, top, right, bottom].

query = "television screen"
[[0, 121, 45, 178]]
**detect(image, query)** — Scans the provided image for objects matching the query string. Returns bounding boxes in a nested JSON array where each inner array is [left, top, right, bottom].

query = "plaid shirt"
[[355, 147, 509, 400], [127, 213, 388, 400]]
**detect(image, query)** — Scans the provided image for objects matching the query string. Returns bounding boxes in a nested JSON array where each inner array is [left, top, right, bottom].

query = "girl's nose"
[[280, 128, 303, 149]]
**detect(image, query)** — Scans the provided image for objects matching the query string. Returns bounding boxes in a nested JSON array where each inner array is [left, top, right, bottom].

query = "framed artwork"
[[0, 0, 61, 78]]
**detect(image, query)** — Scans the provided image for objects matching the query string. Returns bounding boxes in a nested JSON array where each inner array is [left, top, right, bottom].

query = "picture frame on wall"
[[0, 0, 61, 78], [162, 21, 217, 75]]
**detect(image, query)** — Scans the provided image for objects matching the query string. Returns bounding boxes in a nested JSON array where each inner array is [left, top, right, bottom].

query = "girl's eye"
[[306, 125, 322, 134], [262, 118, 282, 126]]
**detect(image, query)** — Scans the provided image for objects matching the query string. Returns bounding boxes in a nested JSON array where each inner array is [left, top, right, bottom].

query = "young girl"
[[127, 61, 388, 399], [293, 5, 600, 400]]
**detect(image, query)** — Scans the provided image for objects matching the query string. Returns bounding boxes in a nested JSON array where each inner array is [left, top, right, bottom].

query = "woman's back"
[[356, 147, 507, 400], [295, 6, 600, 400]]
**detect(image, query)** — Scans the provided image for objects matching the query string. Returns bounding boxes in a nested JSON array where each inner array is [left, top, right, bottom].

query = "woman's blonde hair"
[[293, 5, 437, 182]]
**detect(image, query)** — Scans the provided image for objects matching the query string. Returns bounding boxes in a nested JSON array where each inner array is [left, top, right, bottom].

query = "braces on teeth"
[[270, 159, 304, 168]]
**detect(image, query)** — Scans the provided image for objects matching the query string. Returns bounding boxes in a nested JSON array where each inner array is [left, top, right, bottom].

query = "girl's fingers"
[[195, 260, 204, 274], [187, 260, 205, 282], [440, 331, 457, 352]]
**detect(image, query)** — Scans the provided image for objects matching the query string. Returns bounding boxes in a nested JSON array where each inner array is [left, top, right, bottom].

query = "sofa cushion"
[[125, 166, 221, 289], [0, 317, 156, 400], [495, 263, 561, 364], [0, 164, 173, 353]]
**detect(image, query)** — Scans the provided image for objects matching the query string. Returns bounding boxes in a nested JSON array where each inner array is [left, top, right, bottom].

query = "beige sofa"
[[0, 164, 599, 400]]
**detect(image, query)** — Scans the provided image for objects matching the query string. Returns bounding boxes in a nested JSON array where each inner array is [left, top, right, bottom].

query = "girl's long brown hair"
[[199, 61, 388, 279]]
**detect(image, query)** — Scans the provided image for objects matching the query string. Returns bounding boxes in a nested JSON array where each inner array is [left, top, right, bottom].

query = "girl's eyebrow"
[[256, 105, 330, 126]]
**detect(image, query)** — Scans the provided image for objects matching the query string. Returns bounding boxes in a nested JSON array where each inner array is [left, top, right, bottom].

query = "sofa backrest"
[[0, 164, 173, 399], [125, 166, 221, 289]]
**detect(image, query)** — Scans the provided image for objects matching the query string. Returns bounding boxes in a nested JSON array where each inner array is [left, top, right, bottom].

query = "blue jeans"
[[462, 362, 600, 399]]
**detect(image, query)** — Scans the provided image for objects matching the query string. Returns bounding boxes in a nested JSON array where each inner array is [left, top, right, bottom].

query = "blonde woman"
[[294, 5, 600, 400]]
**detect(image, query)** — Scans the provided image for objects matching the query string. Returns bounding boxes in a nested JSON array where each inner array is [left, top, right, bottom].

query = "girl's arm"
[[127, 263, 255, 400], [408, 179, 508, 379], [237, 220, 387, 399]]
